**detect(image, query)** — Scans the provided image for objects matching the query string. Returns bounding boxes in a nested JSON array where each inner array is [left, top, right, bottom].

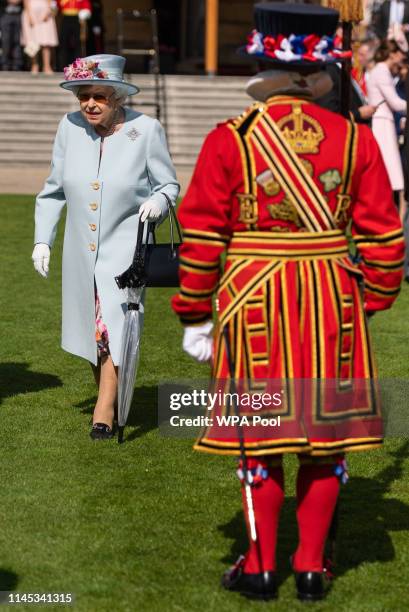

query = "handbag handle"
[[132, 194, 181, 265], [162, 193, 183, 247]]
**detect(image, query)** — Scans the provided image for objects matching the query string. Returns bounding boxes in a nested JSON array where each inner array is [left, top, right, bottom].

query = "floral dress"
[[95, 287, 110, 357]]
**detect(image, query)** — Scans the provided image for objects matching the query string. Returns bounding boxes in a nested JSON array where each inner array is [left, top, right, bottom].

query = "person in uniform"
[[57, 0, 91, 68], [172, 2, 404, 602]]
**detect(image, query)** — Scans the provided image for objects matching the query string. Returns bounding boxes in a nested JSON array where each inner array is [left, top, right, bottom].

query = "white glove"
[[139, 198, 164, 223], [32, 243, 50, 278], [78, 9, 91, 21], [182, 321, 214, 363]]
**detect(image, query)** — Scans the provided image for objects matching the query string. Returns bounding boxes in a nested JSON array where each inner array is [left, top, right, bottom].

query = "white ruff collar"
[[246, 70, 333, 102]]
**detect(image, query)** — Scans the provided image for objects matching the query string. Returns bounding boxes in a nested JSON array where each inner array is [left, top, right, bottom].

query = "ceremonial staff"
[[222, 327, 266, 588], [327, 0, 364, 117]]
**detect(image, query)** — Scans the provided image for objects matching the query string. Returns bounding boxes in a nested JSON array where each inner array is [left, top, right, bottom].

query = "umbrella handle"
[[118, 426, 125, 444]]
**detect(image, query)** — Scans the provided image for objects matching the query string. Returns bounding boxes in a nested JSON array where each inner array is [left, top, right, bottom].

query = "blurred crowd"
[[335, 0, 409, 276], [0, 0, 104, 73]]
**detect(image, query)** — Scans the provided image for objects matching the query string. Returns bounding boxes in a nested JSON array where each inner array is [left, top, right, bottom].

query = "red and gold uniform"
[[172, 95, 404, 578], [172, 96, 404, 457], [58, 0, 92, 68], [58, 0, 91, 16]]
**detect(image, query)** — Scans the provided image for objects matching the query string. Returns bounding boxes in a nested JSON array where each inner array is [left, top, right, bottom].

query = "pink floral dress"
[[95, 288, 110, 357]]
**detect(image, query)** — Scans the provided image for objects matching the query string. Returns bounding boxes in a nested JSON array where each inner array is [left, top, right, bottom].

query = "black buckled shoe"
[[295, 571, 324, 602], [90, 422, 115, 440], [221, 556, 277, 600]]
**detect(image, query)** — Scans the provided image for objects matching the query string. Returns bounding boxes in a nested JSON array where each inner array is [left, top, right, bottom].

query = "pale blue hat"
[[60, 54, 139, 97]]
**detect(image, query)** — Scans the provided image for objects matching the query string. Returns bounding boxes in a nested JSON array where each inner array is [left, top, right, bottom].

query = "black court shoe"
[[90, 422, 115, 440], [295, 571, 324, 602], [221, 556, 277, 600]]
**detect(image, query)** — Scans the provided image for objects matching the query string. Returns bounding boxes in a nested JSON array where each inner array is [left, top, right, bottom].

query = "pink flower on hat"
[[64, 58, 109, 81]]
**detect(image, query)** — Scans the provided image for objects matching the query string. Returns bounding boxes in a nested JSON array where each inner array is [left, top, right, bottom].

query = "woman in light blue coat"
[[32, 55, 180, 439]]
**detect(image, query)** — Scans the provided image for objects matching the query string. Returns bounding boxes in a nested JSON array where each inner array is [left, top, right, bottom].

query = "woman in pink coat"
[[367, 39, 407, 211]]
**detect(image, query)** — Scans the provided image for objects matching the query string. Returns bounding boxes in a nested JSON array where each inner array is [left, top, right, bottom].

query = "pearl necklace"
[[97, 107, 124, 138]]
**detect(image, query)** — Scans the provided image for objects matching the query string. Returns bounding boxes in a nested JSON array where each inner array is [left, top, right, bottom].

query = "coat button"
[[89, 243, 96, 251], [91, 181, 100, 190], [89, 223, 97, 231], [90, 202, 98, 210]]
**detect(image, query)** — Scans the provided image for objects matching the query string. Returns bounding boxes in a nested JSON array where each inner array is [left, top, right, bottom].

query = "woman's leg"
[[90, 360, 101, 387], [92, 355, 117, 427], [42, 46, 53, 73], [30, 55, 39, 73]]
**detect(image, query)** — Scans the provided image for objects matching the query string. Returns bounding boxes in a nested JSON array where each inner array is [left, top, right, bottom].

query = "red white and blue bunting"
[[246, 30, 352, 62]]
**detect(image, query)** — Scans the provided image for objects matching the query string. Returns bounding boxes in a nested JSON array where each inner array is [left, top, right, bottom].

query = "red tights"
[[242, 459, 340, 573]]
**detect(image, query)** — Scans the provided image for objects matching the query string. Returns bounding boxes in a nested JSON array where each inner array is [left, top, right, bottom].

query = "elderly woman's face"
[[77, 85, 118, 127]]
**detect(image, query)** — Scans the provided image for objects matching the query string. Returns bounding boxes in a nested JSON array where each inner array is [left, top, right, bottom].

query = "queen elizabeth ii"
[[32, 54, 180, 439]]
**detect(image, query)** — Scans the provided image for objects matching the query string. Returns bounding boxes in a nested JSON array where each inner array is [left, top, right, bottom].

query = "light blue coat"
[[35, 108, 180, 365]]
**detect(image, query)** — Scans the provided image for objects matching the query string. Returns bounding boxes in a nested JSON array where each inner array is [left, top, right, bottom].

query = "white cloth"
[[389, 0, 405, 26], [182, 322, 214, 363], [32, 243, 50, 278]]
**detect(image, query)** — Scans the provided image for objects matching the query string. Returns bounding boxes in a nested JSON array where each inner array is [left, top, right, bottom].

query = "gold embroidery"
[[300, 158, 314, 176], [237, 193, 258, 224], [276, 103, 324, 154], [334, 194, 352, 225], [267, 197, 304, 228], [256, 169, 281, 196]]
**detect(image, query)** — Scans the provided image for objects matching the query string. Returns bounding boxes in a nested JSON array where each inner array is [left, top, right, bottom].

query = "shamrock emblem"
[[319, 169, 342, 192]]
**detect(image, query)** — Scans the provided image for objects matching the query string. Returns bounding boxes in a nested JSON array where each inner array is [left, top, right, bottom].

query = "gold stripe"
[[281, 266, 294, 378], [314, 260, 326, 376], [362, 257, 404, 268], [356, 237, 404, 248], [180, 264, 218, 276], [219, 260, 283, 327], [299, 262, 306, 338], [227, 123, 251, 194], [180, 255, 220, 269], [354, 228, 403, 241], [227, 247, 348, 257], [198, 436, 310, 448], [342, 120, 353, 189], [323, 262, 340, 376], [218, 259, 250, 293], [262, 113, 335, 230], [184, 237, 227, 248], [235, 309, 243, 379], [183, 228, 230, 241], [232, 229, 345, 240], [252, 127, 318, 231], [180, 285, 216, 297], [178, 294, 211, 303]]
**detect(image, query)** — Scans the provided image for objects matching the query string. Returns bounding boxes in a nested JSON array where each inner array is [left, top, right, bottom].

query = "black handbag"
[[115, 194, 182, 290]]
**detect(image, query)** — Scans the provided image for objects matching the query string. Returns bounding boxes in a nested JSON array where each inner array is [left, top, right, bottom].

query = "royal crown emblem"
[[277, 103, 324, 154]]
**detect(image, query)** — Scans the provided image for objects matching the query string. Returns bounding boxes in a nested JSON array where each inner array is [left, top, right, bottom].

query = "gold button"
[[89, 243, 96, 251], [89, 223, 97, 231], [90, 202, 98, 210], [91, 181, 100, 190]]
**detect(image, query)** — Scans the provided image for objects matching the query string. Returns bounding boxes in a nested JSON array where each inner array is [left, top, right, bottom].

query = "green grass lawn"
[[0, 195, 409, 611]]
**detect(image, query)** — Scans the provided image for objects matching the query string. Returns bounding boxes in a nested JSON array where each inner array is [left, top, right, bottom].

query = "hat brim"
[[60, 79, 139, 96], [237, 45, 341, 68]]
